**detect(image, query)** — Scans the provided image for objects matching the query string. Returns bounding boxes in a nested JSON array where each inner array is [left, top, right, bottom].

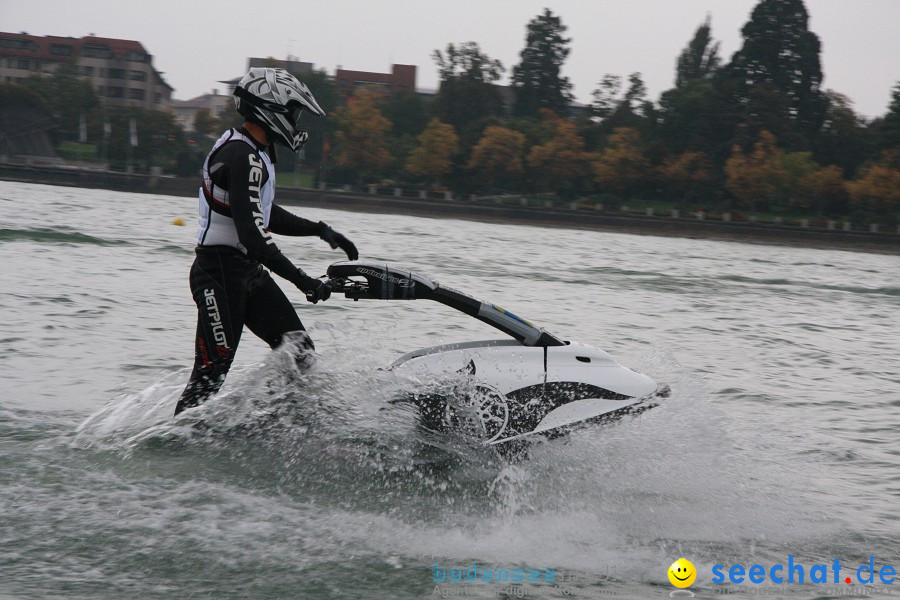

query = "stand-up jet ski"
[[327, 261, 668, 447]]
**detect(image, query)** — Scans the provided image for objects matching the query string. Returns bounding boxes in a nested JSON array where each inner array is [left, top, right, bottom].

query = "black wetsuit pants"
[[175, 246, 312, 415]]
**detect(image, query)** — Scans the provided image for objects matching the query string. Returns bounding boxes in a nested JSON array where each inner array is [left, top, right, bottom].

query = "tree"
[[719, 0, 827, 145], [676, 15, 721, 88], [375, 91, 429, 173], [798, 164, 849, 215], [380, 91, 428, 139], [193, 108, 216, 136], [777, 150, 820, 210], [433, 41, 504, 84], [877, 82, 900, 151], [0, 84, 55, 158], [591, 72, 653, 134], [21, 62, 99, 145], [511, 8, 574, 117], [658, 151, 714, 203], [657, 18, 732, 160], [101, 107, 187, 173], [405, 118, 459, 186], [591, 74, 623, 121], [813, 90, 872, 178], [333, 89, 393, 183], [526, 110, 596, 198], [657, 79, 733, 159], [466, 125, 527, 192], [295, 69, 340, 166], [429, 42, 505, 152], [847, 151, 900, 214], [724, 130, 787, 211], [593, 127, 651, 197]]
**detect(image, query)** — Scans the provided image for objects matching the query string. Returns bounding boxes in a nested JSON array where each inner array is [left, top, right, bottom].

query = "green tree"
[[877, 82, 900, 151], [657, 18, 735, 161], [812, 91, 872, 178], [434, 41, 504, 84], [657, 79, 732, 158], [0, 84, 55, 157], [380, 91, 428, 139], [466, 125, 527, 192], [333, 89, 393, 183], [429, 42, 505, 148], [405, 118, 459, 186], [675, 15, 721, 88], [591, 72, 653, 135], [777, 150, 820, 210], [21, 62, 99, 145], [102, 107, 187, 173], [591, 74, 623, 121], [511, 8, 574, 118], [296, 69, 340, 166], [379, 91, 429, 171], [719, 0, 827, 146], [193, 108, 216, 136]]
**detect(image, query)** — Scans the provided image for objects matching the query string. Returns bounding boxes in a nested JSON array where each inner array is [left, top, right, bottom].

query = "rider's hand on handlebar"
[[296, 274, 332, 304]]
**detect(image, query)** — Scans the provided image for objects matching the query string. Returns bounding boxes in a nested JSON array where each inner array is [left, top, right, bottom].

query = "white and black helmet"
[[233, 67, 326, 151]]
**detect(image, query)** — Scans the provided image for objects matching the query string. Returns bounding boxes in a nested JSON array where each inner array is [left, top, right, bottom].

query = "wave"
[[0, 227, 130, 246], [719, 274, 900, 296]]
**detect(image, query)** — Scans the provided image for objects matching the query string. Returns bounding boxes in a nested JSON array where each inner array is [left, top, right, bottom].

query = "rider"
[[175, 67, 358, 416]]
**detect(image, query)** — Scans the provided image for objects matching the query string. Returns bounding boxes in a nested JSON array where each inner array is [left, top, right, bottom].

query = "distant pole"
[[127, 117, 138, 174], [77, 113, 88, 162], [102, 119, 111, 169]]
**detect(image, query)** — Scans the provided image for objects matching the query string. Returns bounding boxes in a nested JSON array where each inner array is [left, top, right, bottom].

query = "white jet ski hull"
[[390, 340, 662, 445], [326, 261, 667, 448]]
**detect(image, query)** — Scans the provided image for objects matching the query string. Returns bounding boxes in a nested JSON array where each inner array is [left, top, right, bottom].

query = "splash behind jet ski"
[[327, 261, 668, 447]]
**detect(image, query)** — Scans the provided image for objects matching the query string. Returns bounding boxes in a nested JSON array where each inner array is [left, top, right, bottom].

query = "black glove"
[[318, 221, 359, 261], [296, 273, 332, 304]]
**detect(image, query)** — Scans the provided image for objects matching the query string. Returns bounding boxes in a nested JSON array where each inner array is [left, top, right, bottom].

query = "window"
[[129, 70, 146, 81], [82, 65, 94, 76], [107, 86, 124, 98], [0, 38, 37, 51], [107, 68, 126, 79], [128, 88, 145, 100], [16, 59, 30, 70], [154, 93, 161, 104], [82, 45, 113, 59], [125, 51, 146, 62], [51, 44, 72, 56]]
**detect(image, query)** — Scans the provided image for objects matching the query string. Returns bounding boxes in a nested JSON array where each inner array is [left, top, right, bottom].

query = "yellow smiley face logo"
[[668, 558, 697, 588]]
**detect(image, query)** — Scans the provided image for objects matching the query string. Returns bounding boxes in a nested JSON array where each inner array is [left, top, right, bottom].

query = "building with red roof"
[[0, 32, 173, 109]]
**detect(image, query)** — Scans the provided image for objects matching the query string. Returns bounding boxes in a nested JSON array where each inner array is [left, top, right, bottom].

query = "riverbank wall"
[[3, 163, 898, 254]]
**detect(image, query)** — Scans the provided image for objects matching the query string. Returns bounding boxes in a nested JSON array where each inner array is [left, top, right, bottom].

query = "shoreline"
[[274, 188, 900, 256], [3, 163, 899, 255]]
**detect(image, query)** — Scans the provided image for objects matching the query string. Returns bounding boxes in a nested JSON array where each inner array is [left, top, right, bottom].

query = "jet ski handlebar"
[[326, 261, 565, 347]]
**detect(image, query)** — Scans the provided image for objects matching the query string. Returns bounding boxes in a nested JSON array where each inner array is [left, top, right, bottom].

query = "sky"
[[3, 0, 899, 119]]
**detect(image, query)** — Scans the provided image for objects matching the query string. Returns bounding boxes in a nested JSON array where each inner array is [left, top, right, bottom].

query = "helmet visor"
[[288, 103, 304, 128]]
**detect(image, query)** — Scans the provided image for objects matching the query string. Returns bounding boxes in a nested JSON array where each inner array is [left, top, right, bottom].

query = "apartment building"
[[0, 32, 173, 109]]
